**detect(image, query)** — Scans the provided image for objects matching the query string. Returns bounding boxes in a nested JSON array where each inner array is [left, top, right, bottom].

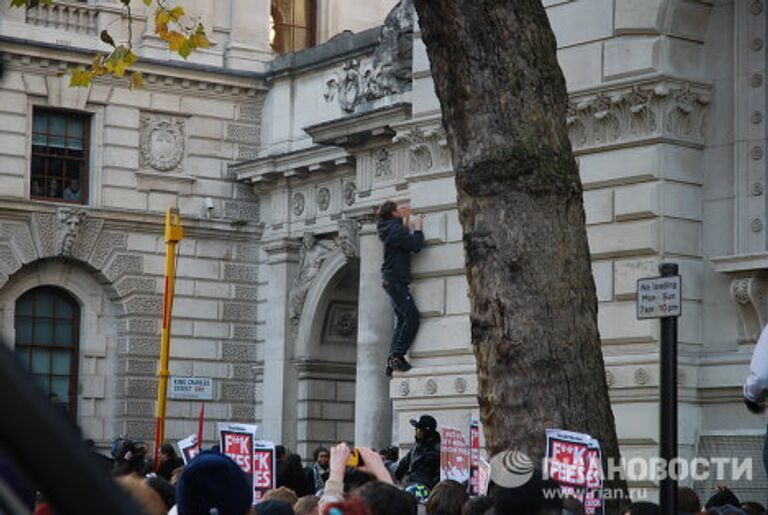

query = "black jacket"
[[394, 433, 441, 488], [378, 217, 424, 283]]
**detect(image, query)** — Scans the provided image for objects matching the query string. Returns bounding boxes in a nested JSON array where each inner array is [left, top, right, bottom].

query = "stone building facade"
[[0, 0, 766, 501]]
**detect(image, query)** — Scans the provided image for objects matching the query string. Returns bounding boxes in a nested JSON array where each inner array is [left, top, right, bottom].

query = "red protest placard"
[[440, 427, 470, 483], [545, 429, 604, 515], [177, 434, 200, 465], [253, 443, 276, 504], [218, 423, 257, 497], [468, 420, 481, 496]]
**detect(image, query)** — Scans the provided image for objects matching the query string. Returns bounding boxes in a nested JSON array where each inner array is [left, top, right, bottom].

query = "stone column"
[[353, 221, 394, 449], [261, 238, 301, 445], [224, 0, 273, 72]]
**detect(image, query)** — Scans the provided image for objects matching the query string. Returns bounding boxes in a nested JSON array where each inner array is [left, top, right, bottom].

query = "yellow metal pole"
[[153, 207, 183, 470]]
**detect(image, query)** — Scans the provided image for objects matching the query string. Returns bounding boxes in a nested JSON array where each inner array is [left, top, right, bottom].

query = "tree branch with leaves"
[[9, 0, 210, 88]]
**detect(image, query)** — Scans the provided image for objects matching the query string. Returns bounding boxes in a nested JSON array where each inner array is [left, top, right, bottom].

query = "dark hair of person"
[[344, 469, 375, 493], [276, 453, 311, 497], [376, 201, 398, 223], [354, 480, 417, 515], [677, 486, 701, 513], [561, 496, 586, 515], [160, 443, 176, 457], [741, 502, 767, 515], [313, 446, 329, 462], [627, 501, 660, 515], [426, 480, 468, 515], [461, 496, 494, 515]]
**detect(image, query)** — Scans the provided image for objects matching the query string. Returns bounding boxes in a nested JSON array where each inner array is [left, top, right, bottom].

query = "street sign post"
[[636, 263, 681, 515], [169, 376, 214, 400]]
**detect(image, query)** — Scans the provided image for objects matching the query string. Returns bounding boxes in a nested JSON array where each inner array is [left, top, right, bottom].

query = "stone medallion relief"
[[139, 114, 186, 172]]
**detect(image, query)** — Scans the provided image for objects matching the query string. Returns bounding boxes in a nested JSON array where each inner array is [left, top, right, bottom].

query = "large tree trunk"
[[413, 0, 622, 477]]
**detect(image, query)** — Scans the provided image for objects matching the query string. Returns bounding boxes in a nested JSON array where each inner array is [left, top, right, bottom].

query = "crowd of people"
[[2, 411, 761, 514]]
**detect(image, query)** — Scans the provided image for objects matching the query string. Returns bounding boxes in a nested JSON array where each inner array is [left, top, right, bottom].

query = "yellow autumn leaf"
[[91, 54, 108, 76], [69, 68, 93, 88], [168, 6, 184, 20], [178, 39, 192, 59], [130, 71, 144, 90], [123, 49, 139, 67], [164, 30, 186, 51], [188, 33, 210, 49], [155, 9, 171, 29], [143, 0, 152, 5]]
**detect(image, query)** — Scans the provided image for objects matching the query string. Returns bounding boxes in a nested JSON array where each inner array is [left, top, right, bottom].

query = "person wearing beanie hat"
[[175, 451, 252, 515]]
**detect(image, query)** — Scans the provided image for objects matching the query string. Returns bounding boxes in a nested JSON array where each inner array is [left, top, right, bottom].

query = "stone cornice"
[[0, 39, 267, 99], [304, 102, 412, 147], [0, 199, 263, 242], [567, 77, 713, 154], [229, 145, 354, 185], [292, 358, 356, 377]]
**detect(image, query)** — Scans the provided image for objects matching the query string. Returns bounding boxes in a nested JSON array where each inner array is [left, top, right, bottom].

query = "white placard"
[[169, 376, 214, 400], [636, 275, 682, 319]]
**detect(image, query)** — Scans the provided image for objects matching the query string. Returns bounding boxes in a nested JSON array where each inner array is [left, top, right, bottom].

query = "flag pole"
[[153, 207, 183, 471]]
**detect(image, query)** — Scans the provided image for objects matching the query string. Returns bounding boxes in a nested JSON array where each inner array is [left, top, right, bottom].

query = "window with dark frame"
[[31, 108, 90, 204], [14, 287, 81, 419], [270, 0, 316, 54]]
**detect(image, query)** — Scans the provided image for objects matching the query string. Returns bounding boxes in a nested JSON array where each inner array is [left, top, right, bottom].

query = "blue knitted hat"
[[176, 451, 252, 515]]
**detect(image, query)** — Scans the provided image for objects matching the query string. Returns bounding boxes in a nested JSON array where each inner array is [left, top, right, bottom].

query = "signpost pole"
[[153, 208, 183, 471], [659, 263, 678, 515]]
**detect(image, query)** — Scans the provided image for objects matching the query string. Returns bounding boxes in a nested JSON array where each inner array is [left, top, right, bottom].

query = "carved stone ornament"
[[317, 187, 331, 211], [333, 310, 357, 337], [323, 302, 358, 344], [567, 82, 711, 151], [288, 222, 359, 327], [454, 377, 467, 394], [139, 115, 185, 172], [374, 148, 392, 178], [633, 368, 649, 386], [753, 38, 765, 51], [752, 0, 764, 15], [753, 111, 764, 124], [56, 208, 87, 256], [753, 74, 764, 88], [399, 380, 410, 397], [394, 126, 452, 173], [336, 218, 360, 258], [288, 233, 337, 326], [752, 218, 763, 232], [343, 182, 357, 206], [425, 379, 438, 395], [293, 193, 305, 216], [752, 146, 764, 160], [731, 276, 767, 342], [751, 182, 764, 196], [324, 0, 414, 113]]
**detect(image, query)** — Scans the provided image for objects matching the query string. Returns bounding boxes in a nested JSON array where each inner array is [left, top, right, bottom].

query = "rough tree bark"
[[412, 0, 623, 477]]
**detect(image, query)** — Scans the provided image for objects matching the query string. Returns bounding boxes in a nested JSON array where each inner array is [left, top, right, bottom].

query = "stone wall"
[[0, 37, 265, 447]]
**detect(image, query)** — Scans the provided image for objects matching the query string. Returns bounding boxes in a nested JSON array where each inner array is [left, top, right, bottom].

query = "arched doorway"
[[293, 254, 359, 461], [14, 286, 80, 418]]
